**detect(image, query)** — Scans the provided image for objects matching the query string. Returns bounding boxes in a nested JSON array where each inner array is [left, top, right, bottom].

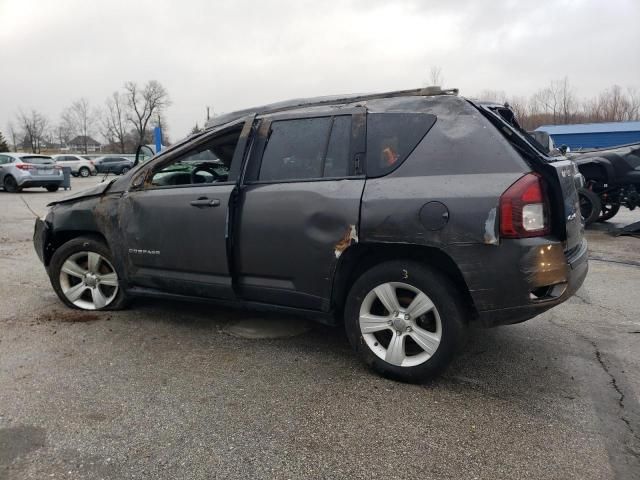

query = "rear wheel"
[[46, 185, 59, 192], [49, 236, 128, 311], [79, 167, 90, 177], [578, 188, 601, 226], [344, 260, 467, 383], [3, 175, 20, 193], [120, 166, 130, 175]]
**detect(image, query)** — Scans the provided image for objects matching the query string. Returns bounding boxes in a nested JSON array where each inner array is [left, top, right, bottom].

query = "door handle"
[[190, 197, 220, 207]]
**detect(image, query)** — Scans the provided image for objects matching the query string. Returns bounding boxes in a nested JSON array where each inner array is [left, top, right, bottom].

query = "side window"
[[257, 115, 352, 182], [323, 116, 351, 178], [366, 113, 437, 177], [0, 155, 9, 165], [148, 123, 243, 188]]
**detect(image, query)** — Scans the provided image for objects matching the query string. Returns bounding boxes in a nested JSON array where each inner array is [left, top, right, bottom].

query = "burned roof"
[[204, 86, 459, 130]]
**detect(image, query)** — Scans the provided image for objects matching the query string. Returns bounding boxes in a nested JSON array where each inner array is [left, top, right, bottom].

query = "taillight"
[[500, 173, 550, 238], [16, 164, 35, 171]]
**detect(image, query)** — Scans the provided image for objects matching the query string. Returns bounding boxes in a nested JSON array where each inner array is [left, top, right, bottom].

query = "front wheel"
[[49, 236, 128, 311], [344, 261, 467, 383], [79, 167, 90, 177], [46, 185, 59, 192], [120, 166, 130, 175], [598, 202, 620, 222], [578, 188, 601, 226]]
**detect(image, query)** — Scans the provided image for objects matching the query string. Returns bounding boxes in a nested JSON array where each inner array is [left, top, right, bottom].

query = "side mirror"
[[134, 145, 155, 167], [559, 145, 568, 155]]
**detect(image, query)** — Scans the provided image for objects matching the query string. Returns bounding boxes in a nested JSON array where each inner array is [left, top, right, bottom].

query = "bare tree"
[[426, 66, 444, 87], [16, 109, 48, 153], [6, 121, 18, 151], [62, 98, 96, 153], [124, 80, 171, 146], [103, 91, 129, 153]]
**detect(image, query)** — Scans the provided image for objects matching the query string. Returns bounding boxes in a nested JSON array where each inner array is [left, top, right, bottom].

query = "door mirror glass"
[[135, 145, 155, 167]]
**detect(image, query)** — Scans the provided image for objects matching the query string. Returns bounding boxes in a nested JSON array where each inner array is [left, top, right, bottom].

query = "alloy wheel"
[[359, 282, 442, 367], [59, 251, 119, 310]]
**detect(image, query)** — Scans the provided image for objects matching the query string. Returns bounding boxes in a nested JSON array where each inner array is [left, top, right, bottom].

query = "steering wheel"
[[190, 164, 223, 184]]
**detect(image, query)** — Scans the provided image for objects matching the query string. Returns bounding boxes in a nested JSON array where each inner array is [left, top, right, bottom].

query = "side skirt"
[[126, 286, 338, 326]]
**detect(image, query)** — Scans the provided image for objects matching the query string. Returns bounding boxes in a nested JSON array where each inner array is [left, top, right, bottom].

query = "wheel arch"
[[331, 242, 477, 321], [45, 229, 108, 266]]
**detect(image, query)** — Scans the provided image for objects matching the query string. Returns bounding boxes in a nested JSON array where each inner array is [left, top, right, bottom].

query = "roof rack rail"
[[205, 87, 459, 129]]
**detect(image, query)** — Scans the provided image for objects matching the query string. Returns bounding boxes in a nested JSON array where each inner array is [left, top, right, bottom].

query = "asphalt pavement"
[[1, 176, 639, 479]]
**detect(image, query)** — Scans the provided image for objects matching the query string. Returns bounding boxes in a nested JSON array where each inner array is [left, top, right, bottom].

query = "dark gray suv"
[[33, 88, 588, 382]]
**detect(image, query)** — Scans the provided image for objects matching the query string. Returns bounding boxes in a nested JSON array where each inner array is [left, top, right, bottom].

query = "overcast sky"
[[1, 0, 639, 143]]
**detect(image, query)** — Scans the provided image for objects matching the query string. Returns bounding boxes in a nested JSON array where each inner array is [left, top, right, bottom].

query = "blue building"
[[535, 121, 640, 150]]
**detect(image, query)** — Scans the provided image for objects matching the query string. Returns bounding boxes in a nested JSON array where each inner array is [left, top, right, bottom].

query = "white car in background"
[[51, 154, 97, 177]]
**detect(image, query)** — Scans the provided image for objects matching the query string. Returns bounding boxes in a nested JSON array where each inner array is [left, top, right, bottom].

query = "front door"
[[121, 120, 252, 299], [236, 110, 366, 310]]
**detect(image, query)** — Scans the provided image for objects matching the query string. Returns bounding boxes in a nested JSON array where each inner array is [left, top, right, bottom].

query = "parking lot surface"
[[1, 177, 639, 479]]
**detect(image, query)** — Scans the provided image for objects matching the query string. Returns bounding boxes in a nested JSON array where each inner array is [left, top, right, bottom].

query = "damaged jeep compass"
[[34, 87, 588, 382]]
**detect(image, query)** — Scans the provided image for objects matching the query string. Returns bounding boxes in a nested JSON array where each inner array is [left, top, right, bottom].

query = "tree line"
[[475, 77, 640, 131], [4, 80, 170, 154]]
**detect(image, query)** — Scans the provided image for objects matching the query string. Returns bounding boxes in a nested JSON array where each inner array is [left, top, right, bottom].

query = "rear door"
[[235, 109, 366, 310]]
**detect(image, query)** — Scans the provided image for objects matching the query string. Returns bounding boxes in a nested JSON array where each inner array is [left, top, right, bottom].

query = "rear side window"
[[258, 115, 352, 182], [366, 113, 437, 177]]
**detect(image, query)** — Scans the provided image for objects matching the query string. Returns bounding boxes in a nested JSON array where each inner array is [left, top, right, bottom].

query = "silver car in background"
[[0, 153, 63, 192], [51, 154, 97, 177]]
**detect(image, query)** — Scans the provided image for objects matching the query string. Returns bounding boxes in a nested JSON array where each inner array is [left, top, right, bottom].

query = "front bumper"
[[476, 239, 589, 327], [33, 217, 52, 265]]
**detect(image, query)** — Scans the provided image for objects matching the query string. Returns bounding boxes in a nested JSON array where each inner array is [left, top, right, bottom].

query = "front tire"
[[579, 188, 601, 226], [598, 202, 620, 222], [46, 185, 59, 192], [344, 260, 467, 383], [120, 166, 130, 175], [79, 167, 90, 177], [49, 236, 128, 311]]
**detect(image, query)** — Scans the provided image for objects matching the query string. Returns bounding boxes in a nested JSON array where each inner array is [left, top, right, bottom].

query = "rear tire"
[[579, 188, 601, 226], [3, 175, 20, 193], [46, 185, 59, 192], [344, 260, 467, 383], [120, 166, 130, 175], [49, 236, 128, 311]]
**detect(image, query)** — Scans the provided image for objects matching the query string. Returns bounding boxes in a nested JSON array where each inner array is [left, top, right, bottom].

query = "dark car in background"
[[33, 87, 588, 382], [93, 156, 133, 175]]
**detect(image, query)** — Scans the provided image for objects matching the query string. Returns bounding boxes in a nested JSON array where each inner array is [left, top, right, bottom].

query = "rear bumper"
[[476, 238, 588, 327], [17, 172, 63, 187]]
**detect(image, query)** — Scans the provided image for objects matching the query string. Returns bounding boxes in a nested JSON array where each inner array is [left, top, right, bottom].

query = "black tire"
[[45, 185, 59, 192], [3, 175, 20, 193], [49, 236, 128, 311], [578, 189, 601, 226], [597, 202, 620, 222], [344, 260, 467, 383], [120, 166, 130, 175], [79, 167, 90, 177]]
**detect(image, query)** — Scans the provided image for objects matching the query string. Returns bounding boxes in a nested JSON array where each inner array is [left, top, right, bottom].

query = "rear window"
[[22, 156, 53, 165], [366, 113, 437, 177]]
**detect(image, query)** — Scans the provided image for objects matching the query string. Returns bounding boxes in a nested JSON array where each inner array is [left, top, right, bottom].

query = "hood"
[[47, 179, 117, 206]]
